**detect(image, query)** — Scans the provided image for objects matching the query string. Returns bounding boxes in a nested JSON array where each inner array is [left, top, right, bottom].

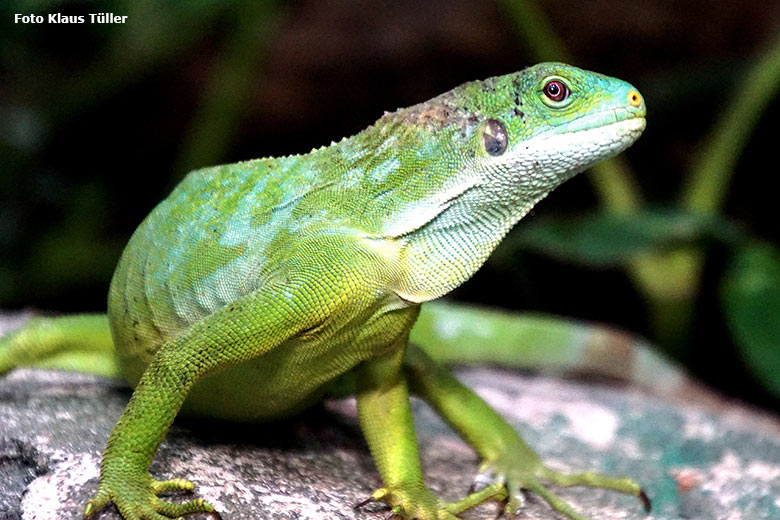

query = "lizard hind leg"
[[0, 314, 118, 377], [403, 343, 648, 520]]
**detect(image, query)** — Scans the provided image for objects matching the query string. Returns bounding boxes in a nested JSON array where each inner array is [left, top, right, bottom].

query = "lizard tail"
[[412, 301, 686, 399], [0, 313, 120, 378]]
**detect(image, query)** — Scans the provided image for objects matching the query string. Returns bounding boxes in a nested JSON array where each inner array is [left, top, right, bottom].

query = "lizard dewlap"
[[1, 62, 646, 520]]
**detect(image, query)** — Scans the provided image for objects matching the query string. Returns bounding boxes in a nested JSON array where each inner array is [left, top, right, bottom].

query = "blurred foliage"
[[1, 0, 779, 406], [721, 243, 780, 397], [506, 208, 742, 267]]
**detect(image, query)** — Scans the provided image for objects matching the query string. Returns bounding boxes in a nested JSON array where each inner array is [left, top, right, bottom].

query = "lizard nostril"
[[627, 89, 642, 108]]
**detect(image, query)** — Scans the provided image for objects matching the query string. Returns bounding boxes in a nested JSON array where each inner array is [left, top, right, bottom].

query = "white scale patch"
[[338, 166, 364, 189], [415, 137, 437, 159], [370, 156, 401, 182], [380, 176, 480, 238], [195, 256, 257, 314], [375, 134, 398, 153]]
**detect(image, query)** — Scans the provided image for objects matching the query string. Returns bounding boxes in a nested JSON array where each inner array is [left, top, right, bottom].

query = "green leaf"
[[503, 208, 741, 267], [721, 242, 780, 398]]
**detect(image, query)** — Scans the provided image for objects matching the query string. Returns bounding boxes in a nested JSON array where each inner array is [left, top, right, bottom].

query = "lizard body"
[[1, 62, 646, 520]]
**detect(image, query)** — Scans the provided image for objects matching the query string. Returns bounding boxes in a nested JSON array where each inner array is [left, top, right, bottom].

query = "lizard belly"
[[182, 341, 346, 421], [131, 303, 415, 422]]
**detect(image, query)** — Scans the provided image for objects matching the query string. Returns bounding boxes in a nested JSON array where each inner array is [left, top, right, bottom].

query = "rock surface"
[[1, 312, 780, 520]]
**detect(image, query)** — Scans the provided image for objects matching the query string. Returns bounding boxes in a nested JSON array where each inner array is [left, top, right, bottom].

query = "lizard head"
[[462, 62, 646, 199], [374, 63, 646, 237], [379, 62, 645, 209]]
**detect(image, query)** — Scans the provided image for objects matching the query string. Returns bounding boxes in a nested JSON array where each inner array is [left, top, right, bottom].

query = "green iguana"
[[0, 62, 649, 520]]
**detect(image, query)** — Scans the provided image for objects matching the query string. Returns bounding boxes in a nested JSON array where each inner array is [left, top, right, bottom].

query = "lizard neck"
[[390, 174, 550, 304]]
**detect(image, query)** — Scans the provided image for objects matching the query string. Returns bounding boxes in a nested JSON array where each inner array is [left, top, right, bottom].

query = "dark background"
[[2, 0, 779, 409]]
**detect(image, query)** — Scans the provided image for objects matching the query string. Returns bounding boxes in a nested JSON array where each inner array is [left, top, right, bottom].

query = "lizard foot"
[[470, 457, 650, 520], [84, 474, 221, 520], [355, 484, 503, 520]]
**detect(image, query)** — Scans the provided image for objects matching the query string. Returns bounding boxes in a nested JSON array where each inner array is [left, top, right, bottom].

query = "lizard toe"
[[151, 477, 195, 494], [154, 497, 218, 518]]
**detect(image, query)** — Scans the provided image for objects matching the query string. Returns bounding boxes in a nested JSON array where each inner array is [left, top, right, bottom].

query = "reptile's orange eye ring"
[[627, 90, 642, 107]]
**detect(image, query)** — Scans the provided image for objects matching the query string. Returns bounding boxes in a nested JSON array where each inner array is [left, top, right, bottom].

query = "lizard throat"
[[388, 115, 646, 303]]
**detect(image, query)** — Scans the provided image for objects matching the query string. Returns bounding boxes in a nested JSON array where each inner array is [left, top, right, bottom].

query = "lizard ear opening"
[[483, 119, 507, 156]]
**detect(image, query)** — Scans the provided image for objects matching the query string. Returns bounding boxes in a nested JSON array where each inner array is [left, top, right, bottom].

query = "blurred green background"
[[1, 0, 779, 409]]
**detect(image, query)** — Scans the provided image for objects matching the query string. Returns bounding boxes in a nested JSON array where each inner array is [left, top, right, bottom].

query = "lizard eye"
[[540, 76, 574, 108], [543, 79, 569, 102], [482, 119, 507, 156]]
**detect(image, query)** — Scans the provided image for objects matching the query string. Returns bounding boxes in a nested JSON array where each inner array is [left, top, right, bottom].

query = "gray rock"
[[1, 314, 780, 520]]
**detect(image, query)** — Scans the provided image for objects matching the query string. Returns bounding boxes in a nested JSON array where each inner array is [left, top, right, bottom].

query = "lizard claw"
[[383, 505, 402, 520], [354, 487, 389, 510], [83, 496, 107, 519], [639, 488, 652, 512], [354, 496, 376, 509]]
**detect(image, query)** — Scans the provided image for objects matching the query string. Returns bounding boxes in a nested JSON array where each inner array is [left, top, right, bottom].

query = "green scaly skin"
[[0, 63, 647, 520]]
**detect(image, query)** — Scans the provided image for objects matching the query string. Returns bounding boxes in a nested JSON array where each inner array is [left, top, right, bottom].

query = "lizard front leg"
[[403, 343, 649, 520], [355, 342, 505, 520], [84, 280, 327, 520]]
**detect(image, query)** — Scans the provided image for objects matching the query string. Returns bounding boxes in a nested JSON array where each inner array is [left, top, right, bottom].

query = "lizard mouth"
[[608, 113, 646, 144], [549, 106, 646, 136], [571, 114, 646, 158], [547, 108, 647, 156], [603, 114, 646, 140], [530, 109, 645, 149]]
